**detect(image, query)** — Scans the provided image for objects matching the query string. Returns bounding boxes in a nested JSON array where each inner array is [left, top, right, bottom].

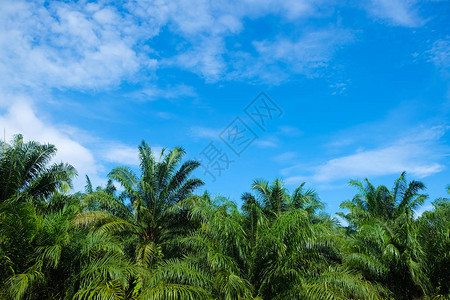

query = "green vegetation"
[[1, 134, 449, 299]]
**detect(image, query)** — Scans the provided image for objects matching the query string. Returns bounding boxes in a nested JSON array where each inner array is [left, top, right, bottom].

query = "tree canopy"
[[0, 134, 448, 299]]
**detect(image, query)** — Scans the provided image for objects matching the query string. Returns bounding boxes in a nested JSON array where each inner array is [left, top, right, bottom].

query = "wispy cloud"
[[168, 37, 227, 82], [228, 28, 355, 83], [274, 151, 298, 164], [284, 125, 448, 184], [366, 0, 424, 27], [156, 0, 335, 81], [253, 29, 354, 71], [189, 126, 221, 140], [130, 84, 197, 101], [329, 81, 350, 96], [426, 37, 450, 74], [254, 137, 279, 148]]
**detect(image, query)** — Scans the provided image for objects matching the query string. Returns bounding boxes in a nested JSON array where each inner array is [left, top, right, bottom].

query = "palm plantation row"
[[0, 134, 448, 299]]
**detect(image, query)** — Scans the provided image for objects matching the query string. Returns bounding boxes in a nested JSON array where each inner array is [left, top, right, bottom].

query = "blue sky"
[[0, 0, 449, 216]]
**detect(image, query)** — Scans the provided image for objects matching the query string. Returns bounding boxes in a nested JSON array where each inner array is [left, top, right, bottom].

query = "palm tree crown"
[[340, 171, 427, 226], [0, 134, 76, 203], [76, 141, 204, 269]]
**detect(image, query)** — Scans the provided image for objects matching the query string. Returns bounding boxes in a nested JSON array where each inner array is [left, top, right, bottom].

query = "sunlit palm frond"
[[8, 266, 44, 300]]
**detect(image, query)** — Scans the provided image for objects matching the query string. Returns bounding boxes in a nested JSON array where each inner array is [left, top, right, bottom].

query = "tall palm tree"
[[340, 172, 430, 299], [340, 171, 427, 226], [0, 134, 77, 298], [75, 141, 204, 268]]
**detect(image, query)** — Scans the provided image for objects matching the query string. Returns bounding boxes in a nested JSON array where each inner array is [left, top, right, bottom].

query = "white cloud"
[[100, 143, 164, 166], [168, 37, 227, 81], [270, 28, 351, 60], [155, 0, 335, 80], [414, 204, 434, 218], [0, 0, 354, 87], [311, 144, 443, 182], [366, 0, 423, 27], [284, 125, 448, 184], [0, 0, 156, 91], [241, 0, 333, 20], [0, 96, 102, 191], [127, 0, 342, 82], [255, 29, 353, 67], [102, 145, 140, 166]]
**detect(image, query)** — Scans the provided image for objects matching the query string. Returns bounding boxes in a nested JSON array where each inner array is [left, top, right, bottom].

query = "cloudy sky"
[[0, 0, 449, 215]]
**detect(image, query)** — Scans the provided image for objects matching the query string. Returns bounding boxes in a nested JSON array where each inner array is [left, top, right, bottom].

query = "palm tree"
[[340, 172, 430, 299], [0, 134, 77, 298], [288, 182, 325, 222], [241, 192, 265, 250], [251, 179, 322, 216], [4, 134, 450, 299], [77, 176, 131, 220], [163, 194, 253, 299], [340, 171, 427, 227], [418, 195, 450, 297], [250, 202, 385, 299], [75, 141, 204, 269], [243, 179, 384, 299], [251, 178, 288, 216], [0, 134, 76, 204], [84, 175, 116, 195], [6, 203, 136, 300]]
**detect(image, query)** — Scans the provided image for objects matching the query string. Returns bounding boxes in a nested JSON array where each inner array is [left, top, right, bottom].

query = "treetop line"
[[0, 134, 448, 300]]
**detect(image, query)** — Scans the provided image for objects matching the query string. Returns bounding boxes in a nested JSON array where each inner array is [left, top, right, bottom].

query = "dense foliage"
[[0, 135, 448, 299]]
